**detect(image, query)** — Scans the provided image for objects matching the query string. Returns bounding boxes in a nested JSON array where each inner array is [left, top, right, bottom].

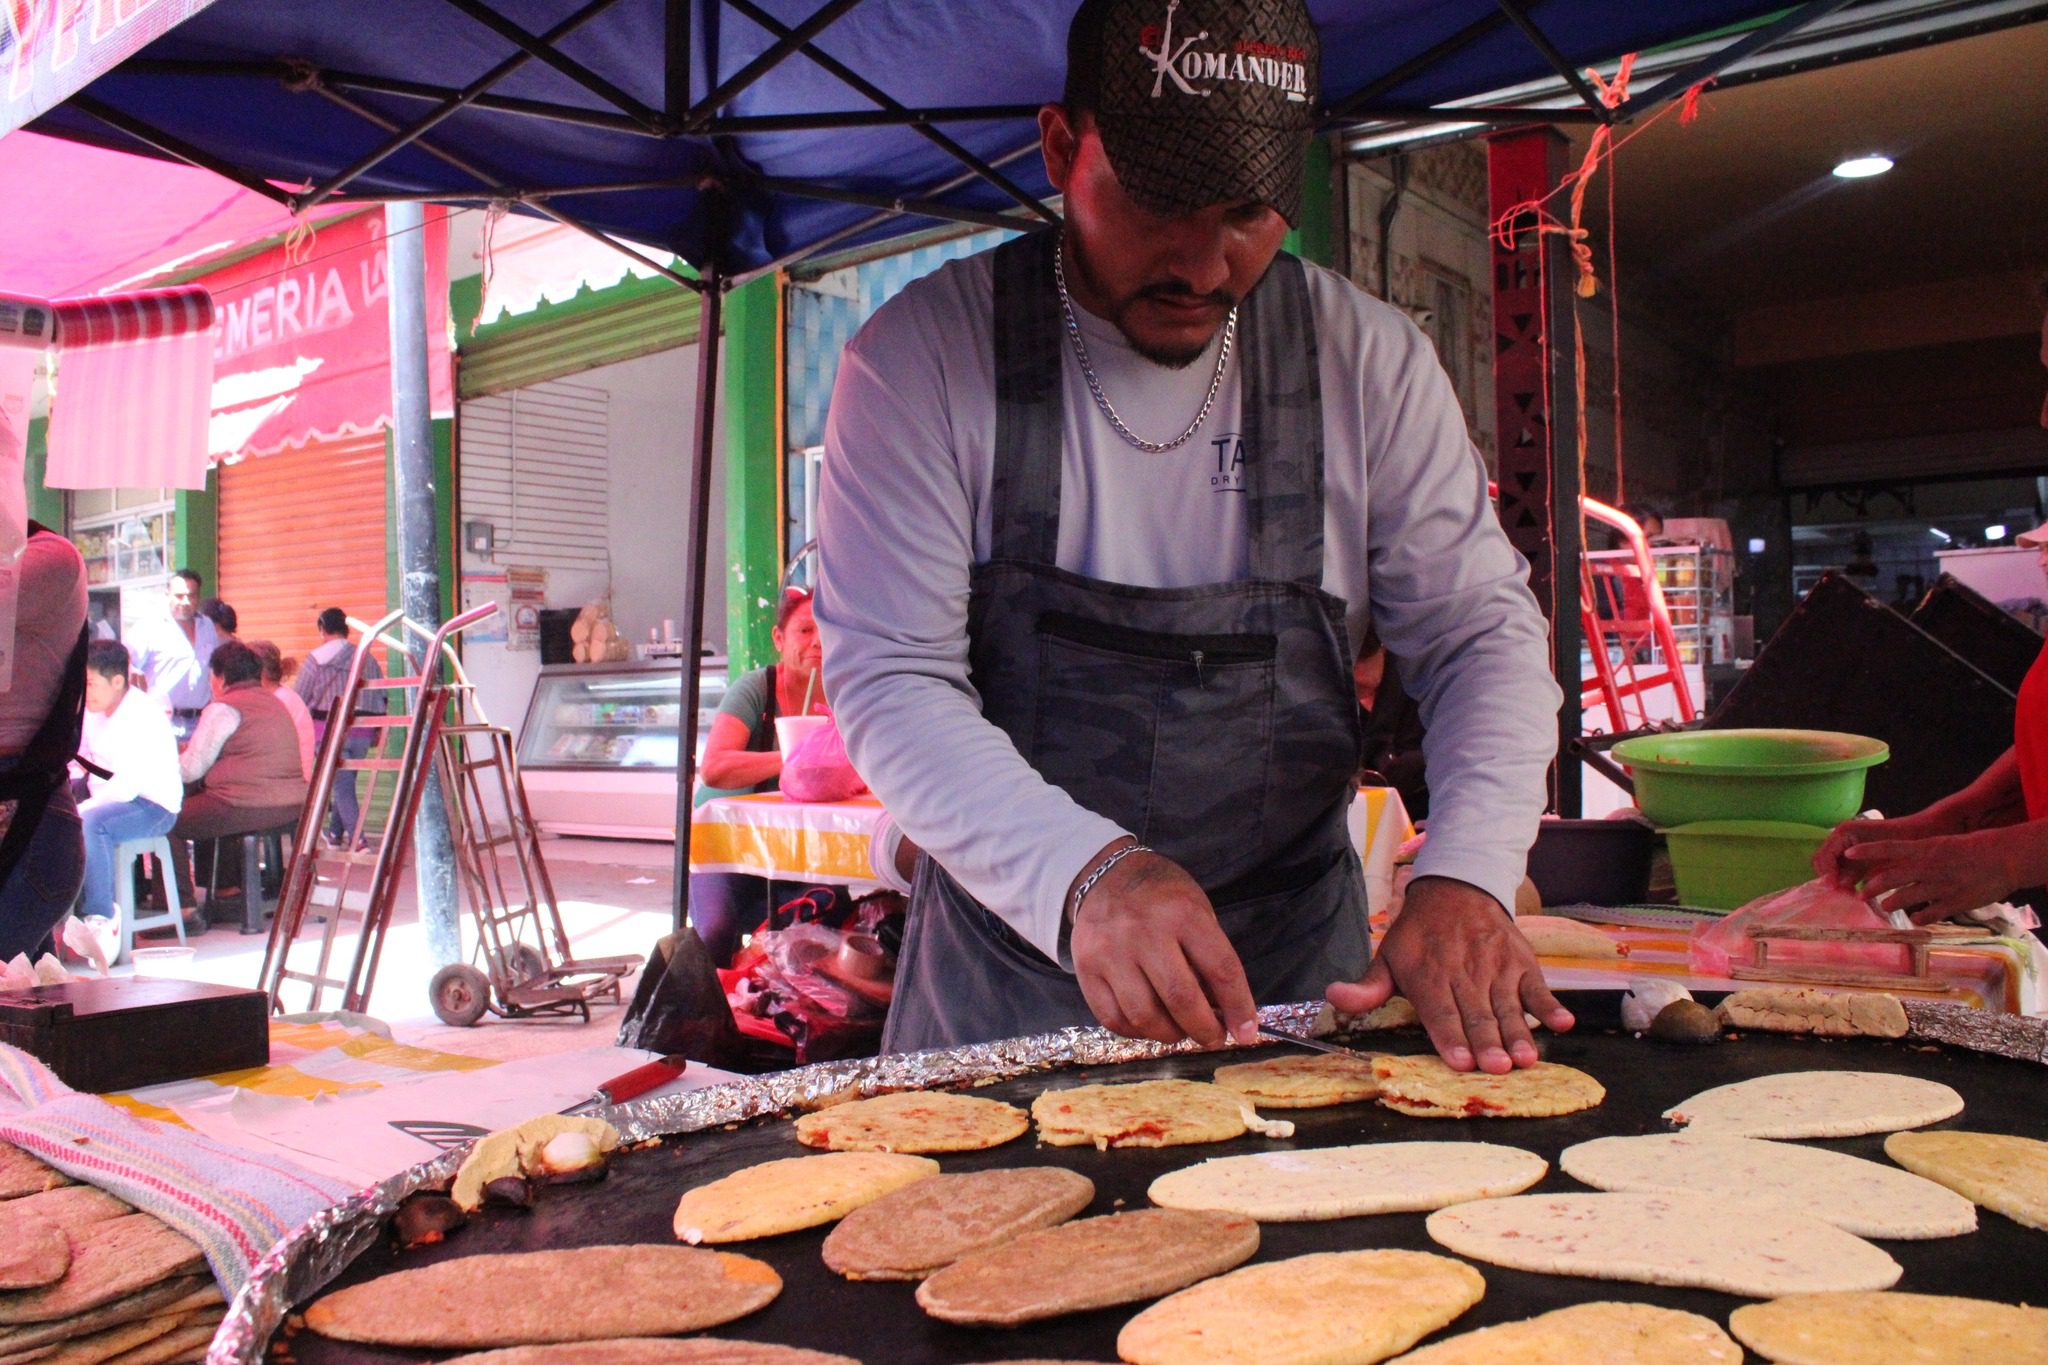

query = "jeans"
[[0, 784, 84, 960], [685, 873, 813, 968], [328, 731, 373, 841], [77, 798, 178, 921]]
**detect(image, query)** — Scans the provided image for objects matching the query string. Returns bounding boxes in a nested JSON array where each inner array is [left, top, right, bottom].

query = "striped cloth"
[[0, 1043, 357, 1295], [44, 286, 215, 493]]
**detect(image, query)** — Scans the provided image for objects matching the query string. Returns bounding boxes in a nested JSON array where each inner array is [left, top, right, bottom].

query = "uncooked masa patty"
[[440, 1342, 861, 1365], [1032, 1079, 1285, 1149], [1560, 1133, 1976, 1238], [302, 1247, 780, 1348], [1729, 1292, 2048, 1365], [1425, 1192, 1902, 1297], [0, 1144, 69, 1202], [1117, 1250, 1483, 1365], [822, 1167, 1095, 1280], [914, 1208, 1258, 1326], [1210, 1053, 1382, 1108], [0, 1215, 205, 1325], [1372, 1056, 1604, 1119], [1662, 1070, 1962, 1138], [1148, 1142, 1546, 1221], [794, 1091, 1027, 1153], [1884, 1129, 2048, 1231], [672, 1152, 938, 1244], [1393, 1301, 1741, 1364]]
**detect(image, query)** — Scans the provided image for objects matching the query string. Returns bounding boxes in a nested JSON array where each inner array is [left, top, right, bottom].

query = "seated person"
[[688, 589, 829, 966], [249, 639, 317, 781], [173, 640, 310, 911], [76, 641, 184, 922]]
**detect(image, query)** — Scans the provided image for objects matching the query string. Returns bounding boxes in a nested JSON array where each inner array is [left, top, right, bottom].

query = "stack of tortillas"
[[441, 1343, 859, 1365], [1118, 1250, 1482, 1364], [1426, 1192, 1902, 1297], [794, 1091, 1027, 1152], [1149, 1142, 1546, 1221], [1032, 1080, 1293, 1149], [1662, 1070, 1963, 1137], [1560, 1133, 1976, 1238], [0, 1151, 224, 1365], [303, 1246, 782, 1348]]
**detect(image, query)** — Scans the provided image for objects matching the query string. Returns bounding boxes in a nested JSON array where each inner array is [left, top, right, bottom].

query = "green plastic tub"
[[1608, 728, 1888, 828], [1663, 819, 1831, 911]]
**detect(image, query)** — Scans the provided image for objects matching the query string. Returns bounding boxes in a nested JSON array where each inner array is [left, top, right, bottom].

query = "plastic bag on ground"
[[1689, 878, 1911, 978]]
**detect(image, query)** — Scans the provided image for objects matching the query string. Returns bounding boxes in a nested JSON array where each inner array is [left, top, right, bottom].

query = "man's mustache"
[[1135, 282, 1236, 308]]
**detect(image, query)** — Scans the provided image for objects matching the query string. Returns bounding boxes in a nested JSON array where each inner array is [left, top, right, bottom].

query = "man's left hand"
[[1839, 829, 2020, 923], [1326, 876, 1572, 1073]]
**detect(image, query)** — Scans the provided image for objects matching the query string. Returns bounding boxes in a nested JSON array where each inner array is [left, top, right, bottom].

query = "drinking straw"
[[802, 665, 818, 715]]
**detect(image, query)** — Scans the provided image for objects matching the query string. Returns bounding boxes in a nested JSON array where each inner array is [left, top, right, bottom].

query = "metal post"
[[1487, 128, 1582, 816], [386, 201, 460, 965], [672, 272, 724, 933]]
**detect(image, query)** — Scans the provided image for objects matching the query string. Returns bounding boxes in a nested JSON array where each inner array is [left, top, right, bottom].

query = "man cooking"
[[814, 0, 1566, 1072]]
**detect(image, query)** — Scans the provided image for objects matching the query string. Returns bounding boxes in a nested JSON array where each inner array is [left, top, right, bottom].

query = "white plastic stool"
[[111, 836, 185, 966]]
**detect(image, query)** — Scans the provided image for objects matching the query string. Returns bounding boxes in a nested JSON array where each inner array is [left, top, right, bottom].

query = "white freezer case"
[[515, 660, 726, 841]]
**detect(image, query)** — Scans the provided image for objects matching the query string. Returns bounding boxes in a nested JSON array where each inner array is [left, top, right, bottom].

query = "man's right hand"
[[1067, 841, 1260, 1050]]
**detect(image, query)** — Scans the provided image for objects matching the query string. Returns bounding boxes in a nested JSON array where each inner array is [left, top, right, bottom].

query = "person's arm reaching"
[[1326, 316, 1569, 1073]]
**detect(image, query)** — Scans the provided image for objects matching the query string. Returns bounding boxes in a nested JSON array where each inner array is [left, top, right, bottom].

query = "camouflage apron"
[[882, 230, 1370, 1053]]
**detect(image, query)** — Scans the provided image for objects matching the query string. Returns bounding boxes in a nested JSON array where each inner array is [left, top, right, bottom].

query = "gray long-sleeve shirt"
[[815, 249, 1562, 962]]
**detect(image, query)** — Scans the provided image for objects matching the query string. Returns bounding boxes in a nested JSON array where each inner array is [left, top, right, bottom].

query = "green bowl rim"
[[1610, 728, 1888, 777], [1660, 819, 1832, 842]]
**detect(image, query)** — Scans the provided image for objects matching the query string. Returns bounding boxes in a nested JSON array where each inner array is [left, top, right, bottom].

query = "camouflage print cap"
[[1066, 0, 1320, 225]]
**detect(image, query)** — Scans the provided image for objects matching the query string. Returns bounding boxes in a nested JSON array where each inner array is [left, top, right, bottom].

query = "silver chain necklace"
[[1053, 239, 1236, 454]]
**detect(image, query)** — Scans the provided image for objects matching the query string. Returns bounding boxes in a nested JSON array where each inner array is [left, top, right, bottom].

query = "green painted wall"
[[172, 472, 217, 591], [1284, 136, 1336, 268], [23, 419, 62, 528], [723, 276, 784, 674]]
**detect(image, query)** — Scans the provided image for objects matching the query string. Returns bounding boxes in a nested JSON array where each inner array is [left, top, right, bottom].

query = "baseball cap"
[[1065, 0, 1320, 225], [2016, 524, 2048, 548]]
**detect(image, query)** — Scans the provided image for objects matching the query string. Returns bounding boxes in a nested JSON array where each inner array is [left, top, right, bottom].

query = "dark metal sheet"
[[282, 1008, 2048, 1365]]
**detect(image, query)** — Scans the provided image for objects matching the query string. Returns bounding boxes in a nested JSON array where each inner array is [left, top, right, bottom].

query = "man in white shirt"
[[126, 568, 219, 741], [816, 0, 1567, 1069], [76, 640, 184, 922]]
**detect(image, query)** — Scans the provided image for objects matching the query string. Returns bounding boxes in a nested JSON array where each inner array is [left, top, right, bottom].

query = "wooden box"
[[0, 978, 269, 1093]]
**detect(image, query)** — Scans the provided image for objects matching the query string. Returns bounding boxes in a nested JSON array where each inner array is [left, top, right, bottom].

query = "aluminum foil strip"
[[206, 1001, 1321, 1364], [1904, 999, 2048, 1065]]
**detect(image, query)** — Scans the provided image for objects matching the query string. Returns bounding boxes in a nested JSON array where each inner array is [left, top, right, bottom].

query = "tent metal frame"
[[53, 0, 1875, 930]]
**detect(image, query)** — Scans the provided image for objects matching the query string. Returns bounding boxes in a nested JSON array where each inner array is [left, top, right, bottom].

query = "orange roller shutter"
[[217, 432, 390, 667]]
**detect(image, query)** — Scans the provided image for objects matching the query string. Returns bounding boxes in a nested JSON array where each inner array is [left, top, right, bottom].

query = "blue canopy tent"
[[12, 0, 1975, 934]]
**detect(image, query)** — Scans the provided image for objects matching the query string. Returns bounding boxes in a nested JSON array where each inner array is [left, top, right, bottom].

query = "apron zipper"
[[1192, 649, 1205, 686]]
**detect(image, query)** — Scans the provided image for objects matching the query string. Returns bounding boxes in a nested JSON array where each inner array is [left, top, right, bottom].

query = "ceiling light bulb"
[[1832, 154, 1894, 179]]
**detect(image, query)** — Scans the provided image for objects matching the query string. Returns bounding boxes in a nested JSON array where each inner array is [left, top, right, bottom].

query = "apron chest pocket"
[[1030, 612, 1276, 881]]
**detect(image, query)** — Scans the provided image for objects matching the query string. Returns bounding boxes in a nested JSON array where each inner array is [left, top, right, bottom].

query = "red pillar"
[[1489, 127, 1582, 814]]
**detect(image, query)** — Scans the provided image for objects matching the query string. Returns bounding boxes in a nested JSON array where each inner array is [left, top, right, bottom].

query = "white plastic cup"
[[774, 714, 830, 763], [130, 946, 197, 979]]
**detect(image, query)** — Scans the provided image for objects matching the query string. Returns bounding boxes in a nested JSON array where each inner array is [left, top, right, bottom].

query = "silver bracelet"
[[1071, 843, 1154, 920]]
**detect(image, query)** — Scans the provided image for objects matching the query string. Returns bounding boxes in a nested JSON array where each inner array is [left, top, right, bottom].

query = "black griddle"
[[282, 997, 2048, 1364]]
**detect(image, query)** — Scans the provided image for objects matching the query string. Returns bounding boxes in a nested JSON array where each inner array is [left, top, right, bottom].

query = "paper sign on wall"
[[507, 565, 546, 652]]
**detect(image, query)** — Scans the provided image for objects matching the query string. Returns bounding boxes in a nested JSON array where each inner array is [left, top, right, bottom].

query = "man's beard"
[[1065, 233, 1233, 370]]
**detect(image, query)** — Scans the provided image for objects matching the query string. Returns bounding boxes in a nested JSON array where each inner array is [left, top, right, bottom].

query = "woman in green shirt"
[[689, 590, 827, 963]]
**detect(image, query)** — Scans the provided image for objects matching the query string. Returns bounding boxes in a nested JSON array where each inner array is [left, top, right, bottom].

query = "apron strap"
[[988, 229, 1065, 567], [1239, 252, 1327, 589]]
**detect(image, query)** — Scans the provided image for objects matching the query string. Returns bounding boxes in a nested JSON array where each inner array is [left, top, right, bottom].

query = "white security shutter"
[[458, 379, 609, 570]]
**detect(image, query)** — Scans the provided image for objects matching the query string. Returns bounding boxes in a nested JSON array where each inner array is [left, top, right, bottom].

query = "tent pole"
[[385, 201, 461, 965], [673, 269, 724, 933]]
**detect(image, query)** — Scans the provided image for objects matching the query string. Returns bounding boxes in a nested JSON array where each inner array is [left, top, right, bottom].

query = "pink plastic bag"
[[1690, 879, 1912, 978], [779, 718, 868, 803]]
